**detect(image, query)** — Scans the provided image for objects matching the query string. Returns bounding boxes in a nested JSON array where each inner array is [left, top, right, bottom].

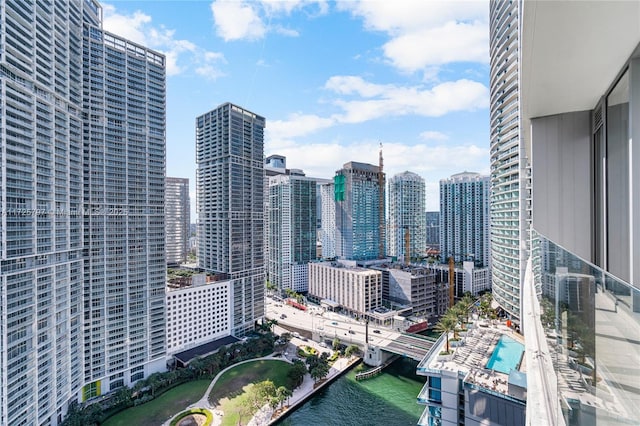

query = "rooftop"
[[418, 319, 527, 399]]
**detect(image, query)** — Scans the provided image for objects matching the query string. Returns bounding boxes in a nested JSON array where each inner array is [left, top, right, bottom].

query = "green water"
[[279, 358, 425, 426]]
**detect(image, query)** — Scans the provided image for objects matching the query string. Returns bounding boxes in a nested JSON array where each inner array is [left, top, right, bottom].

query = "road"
[[265, 297, 433, 360]]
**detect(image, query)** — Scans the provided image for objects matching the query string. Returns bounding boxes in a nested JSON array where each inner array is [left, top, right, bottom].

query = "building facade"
[[334, 161, 385, 261], [308, 261, 382, 315], [166, 177, 190, 265], [0, 1, 166, 424], [373, 264, 448, 320], [166, 276, 232, 355], [489, 0, 527, 321], [492, 1, 640, 424], [320, 182, 336, 259], [267, 174, 317, 294], [196, 103, 265, 335], [387, 171, 426, 262], [440, 172, 490, 269], [425, 211, 440, 249]]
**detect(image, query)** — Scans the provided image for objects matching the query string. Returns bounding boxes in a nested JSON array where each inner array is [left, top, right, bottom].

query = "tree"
[[275, 386, 291, 409], [435, 312, 457, 353], [345, 344, 360, 357], [332, 337, 341, 351], [287, 359, 307, 389]]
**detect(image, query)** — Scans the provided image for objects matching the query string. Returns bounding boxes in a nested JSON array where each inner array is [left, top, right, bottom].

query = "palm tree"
[[435, 312, 457, 353]]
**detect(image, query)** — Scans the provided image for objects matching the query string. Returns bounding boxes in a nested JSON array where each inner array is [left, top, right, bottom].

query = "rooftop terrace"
[[418, 319, 527, 398]]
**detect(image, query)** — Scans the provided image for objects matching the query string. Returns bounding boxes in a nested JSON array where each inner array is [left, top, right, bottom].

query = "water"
[[279, 358, 425, 426], [485, 335, 525, 374]]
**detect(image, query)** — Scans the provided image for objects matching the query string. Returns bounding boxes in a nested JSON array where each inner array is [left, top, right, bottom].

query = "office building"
[[0, 1, 166, 424], [308, 260, 382, 316], [492, 1, 640, 424], [166, 177, 190, 265], [267, 173, 317, 294], [166, 274, 232, 355], [320, 182, 336, 259], [489, 0, 527, 321], [335, 161, 385, 261], [440, 172, 490, 268], [196, 103, 265, 336], [372, 264, 448, 320], [387, 171, 426, 262], [425, 211, 440, 249]]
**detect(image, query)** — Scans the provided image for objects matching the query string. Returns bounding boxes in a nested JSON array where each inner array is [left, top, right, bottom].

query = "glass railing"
[[528, 231, 640, 425]]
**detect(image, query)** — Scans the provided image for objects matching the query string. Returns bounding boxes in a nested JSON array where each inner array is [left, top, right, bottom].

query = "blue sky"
[[104, 0, 490, 216]]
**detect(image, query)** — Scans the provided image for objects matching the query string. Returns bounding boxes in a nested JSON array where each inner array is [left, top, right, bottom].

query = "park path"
[[161, 355, 290, 426]]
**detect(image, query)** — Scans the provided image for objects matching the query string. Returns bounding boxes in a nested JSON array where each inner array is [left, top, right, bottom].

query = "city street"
[[265, 297, 433, 360]]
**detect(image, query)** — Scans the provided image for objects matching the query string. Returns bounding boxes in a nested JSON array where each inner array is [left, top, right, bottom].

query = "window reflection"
[[533, 232, 640, 425]]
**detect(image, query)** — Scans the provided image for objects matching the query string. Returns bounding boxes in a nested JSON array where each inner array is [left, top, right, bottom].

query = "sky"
[[103, 0, 490, 217]]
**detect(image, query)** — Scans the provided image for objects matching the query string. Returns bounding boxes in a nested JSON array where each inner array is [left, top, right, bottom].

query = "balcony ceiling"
[[521, 0, 640, 120]]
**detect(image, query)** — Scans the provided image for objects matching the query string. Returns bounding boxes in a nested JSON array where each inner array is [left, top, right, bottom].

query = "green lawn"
[[208, 360, 294, 426], [102, 380, 210, 426]]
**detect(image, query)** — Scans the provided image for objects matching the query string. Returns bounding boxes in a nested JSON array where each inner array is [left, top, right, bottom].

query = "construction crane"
[[378, 143, 385, 259]]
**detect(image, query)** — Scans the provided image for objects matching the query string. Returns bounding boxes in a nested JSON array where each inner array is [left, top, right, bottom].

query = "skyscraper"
[[320, 182, 336, 259], [165, 177, 190, 265], [489, 0, 527, 320], [439, 172, 490, 268], [267, 174, 317, 293], [387, 171, 426, 263], [196, 102, 265, 335], [0, 1, 166, 423], [334, 161, 385, 261]]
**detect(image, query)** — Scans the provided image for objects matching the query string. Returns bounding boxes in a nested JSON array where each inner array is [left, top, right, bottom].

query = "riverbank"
[[162, 354, 360, 426], [266, 355, 361, 425]]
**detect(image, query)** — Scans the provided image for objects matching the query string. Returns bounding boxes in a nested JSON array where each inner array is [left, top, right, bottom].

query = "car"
[[331, 321, 338, 326], [280, 314, 287, 319], [373, 329, 381, 334], [348, 330, 356, 334], [319, 341, 328, 348]]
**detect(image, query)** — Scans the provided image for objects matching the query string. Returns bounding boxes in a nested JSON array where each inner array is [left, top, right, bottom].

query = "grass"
[[102, 380, 210, 426], [208, 360, 294, 426]]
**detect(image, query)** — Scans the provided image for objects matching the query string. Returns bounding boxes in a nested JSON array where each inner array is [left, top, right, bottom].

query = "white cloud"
[[268, 113, 336, 139], [329, 76, 488, 122], [102, 3, 225, 78], [210, 0, 329, 42], [211, 1, 266, 41], [420, 131, 449, 141], [267, 76, 488, 140], [339, 0, 489, 73]]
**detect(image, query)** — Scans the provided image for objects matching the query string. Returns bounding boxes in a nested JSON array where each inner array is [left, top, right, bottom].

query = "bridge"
[[266, 298, 436, 363], [374, 333, 435, 361]]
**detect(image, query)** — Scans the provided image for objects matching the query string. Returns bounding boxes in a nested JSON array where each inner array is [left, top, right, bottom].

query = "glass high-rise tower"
[[387, 171, 426, 262], [196, 102, 265, 335], [334, 161, 385, 261], [0, 1, 166, 424]]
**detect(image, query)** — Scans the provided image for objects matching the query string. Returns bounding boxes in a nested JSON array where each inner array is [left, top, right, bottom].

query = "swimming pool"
[[485, 335, 524, 374]]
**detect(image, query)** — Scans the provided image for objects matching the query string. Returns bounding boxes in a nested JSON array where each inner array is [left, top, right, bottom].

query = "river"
[[278, 358, 425, 426]]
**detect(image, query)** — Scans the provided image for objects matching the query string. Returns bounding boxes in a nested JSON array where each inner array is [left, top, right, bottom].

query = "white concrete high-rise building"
[[166, 177, 190, 265], [440, 172, 490, 268], [196, 103, 265, 336], [387, 171, 426, 262], [489, 0, 528, 321], [0, 1, 166, 423]]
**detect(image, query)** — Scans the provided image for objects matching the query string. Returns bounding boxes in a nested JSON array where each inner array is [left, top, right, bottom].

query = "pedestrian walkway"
[[162, 354, 359, 426]]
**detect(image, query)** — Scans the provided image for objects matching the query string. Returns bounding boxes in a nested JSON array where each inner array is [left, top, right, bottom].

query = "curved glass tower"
[[489, 0, 527, 320]]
